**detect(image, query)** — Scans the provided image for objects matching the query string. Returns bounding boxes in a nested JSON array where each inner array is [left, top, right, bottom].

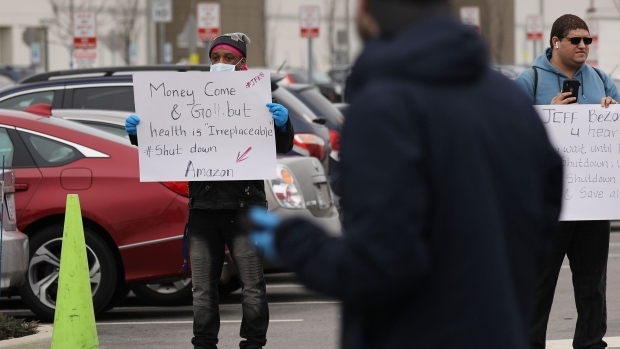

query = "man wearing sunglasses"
[[515, 14, 620, 349]]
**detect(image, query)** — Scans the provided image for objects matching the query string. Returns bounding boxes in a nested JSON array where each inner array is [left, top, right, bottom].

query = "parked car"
[[272, 67, 342, 103], [0, 170, 29, 294], [19, 105, 339, 307], [0, 66, 332, 178], [327, 64, 352, 102], [280, 83, 345, 200], [491, 64, 529, 80], [0, 108, 188, 318], [0, 65, 36, 84]]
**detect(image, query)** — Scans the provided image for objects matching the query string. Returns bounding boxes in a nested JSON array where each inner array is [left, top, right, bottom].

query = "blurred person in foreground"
[[515, 14, 619, 349], [125, 33, 294, 349], [247, 0, 563, 348]]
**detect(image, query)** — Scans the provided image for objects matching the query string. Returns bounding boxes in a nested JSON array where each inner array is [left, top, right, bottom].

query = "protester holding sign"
[[515, 14, 619, 349], [125, 32, 293, 349], [247, 0, 563, 348]]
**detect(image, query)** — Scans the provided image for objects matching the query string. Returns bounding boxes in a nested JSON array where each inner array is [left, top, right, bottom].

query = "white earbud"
[[555, 42, 559, 49]]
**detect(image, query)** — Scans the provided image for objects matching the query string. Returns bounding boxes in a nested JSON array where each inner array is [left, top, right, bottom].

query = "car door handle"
[[15, 183, 29, 191]]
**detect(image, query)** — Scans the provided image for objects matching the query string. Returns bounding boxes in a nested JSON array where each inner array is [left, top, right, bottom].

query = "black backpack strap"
[[592, 67, 608, 95], [532, 66, 538, 99]]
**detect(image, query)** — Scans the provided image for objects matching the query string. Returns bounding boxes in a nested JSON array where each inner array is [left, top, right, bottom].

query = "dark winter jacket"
[[273, 15, 563, 349], [129, 118, 293, 210]]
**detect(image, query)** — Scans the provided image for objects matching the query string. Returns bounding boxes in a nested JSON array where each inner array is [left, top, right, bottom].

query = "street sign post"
[[197, 3, 220, 42], [299, 5, 320, 38], [152, 0, 172, 64], [73, 10, 97, 69], [197, 2, 220, 64], [526, 15, 543, 41], [459, 6, 480, 33], [300, 5, 320, 84], [152, 0, 172, 23]]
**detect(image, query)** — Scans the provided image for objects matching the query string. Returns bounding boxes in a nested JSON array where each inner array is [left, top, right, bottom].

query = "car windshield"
[[296, 88, 343, 129]]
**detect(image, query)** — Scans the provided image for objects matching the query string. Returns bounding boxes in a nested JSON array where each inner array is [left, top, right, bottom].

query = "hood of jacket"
[[346, 15, 488, 102]]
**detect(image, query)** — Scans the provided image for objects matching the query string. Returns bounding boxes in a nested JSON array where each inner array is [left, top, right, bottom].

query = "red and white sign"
[[73, 50, 97, 59], [526, 15, 543, 41], [197, 3, 220, 42], [460, 6, 480, 33], [299, 5, 320, 38], [73, 11, 97, 50]]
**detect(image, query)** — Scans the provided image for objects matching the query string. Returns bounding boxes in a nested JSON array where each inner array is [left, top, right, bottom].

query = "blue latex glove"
[[125, 114, 140, 136], [266, 103, 288, 132], [248, 207, 281, 262]]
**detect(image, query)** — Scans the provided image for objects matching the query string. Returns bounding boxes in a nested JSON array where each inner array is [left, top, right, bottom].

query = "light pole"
[[539, 0, 544, 55]]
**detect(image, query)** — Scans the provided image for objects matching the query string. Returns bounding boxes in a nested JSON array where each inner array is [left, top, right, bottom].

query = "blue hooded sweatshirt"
[[515, 47, 619, 105]]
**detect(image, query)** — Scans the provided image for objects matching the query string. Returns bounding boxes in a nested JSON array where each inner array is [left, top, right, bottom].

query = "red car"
[[2, 105, 340, 320], [0, 108, 189, 320]]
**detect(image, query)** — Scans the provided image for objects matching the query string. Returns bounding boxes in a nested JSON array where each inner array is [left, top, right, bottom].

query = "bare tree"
[[48, 0, 140, 66], [485, 0, 508, 64], [48, 0, 106, 51], [325, 0, 341, 68], [110, 0, 141, 65]]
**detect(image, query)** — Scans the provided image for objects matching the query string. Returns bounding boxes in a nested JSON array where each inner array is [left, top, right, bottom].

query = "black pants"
[[531, 220, 609, 349], [188, 209, 269, 349]]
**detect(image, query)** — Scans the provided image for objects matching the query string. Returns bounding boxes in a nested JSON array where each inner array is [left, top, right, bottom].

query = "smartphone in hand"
[[562, 79, 580, 104]]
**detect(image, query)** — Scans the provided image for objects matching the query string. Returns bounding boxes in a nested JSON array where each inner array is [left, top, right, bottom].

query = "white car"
[[0, 170, 29, 293]]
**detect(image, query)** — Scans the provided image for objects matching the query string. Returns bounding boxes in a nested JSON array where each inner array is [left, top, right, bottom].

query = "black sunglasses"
[[562, 36, 593, 45]]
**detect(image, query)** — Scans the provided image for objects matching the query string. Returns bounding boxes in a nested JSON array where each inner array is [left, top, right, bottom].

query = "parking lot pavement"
[[2, 234, 620, 348]]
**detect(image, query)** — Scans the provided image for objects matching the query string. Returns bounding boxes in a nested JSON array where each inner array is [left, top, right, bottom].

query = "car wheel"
[[131, 278, 193, 306], [18, 224, 118, 321], [131, 275, 241, 306]]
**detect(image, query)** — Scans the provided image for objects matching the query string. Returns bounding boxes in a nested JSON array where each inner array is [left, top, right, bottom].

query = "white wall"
[[0, 0, 151, 72], [265, 0, 363, 74], [514, 0, 620, 77]]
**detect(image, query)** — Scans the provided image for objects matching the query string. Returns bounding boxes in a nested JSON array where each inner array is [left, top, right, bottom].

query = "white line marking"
[[267, 301, 340, 305], [97, 319, 304, 326], [547, 336, 620, 348], [266, 284, 305, 288]]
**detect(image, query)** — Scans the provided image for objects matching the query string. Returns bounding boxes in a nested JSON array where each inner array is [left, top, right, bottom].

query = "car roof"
[[19, 65, 286, 84]]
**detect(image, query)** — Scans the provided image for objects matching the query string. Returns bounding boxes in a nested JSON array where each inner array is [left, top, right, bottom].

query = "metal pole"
[[159, 22, 165, 64], [344, 0, 350, 64], [204, 40, 211, 65], [308, 38, 313, 84], [539, 0, 544, 55], [43, 26, 49, 71], [70, 0, 74, 69]]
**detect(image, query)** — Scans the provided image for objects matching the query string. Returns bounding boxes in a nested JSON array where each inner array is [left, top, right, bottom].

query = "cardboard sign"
[[535, 104, 620, 220], [133, 70, 276, 182]]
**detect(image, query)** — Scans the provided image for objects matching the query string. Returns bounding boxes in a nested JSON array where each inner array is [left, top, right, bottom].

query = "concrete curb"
[[0, 325, 53, 349]]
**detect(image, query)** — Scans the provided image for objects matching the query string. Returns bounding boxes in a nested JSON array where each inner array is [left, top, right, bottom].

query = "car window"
[[72, 86, 135, 111], [77, 121, 129, 139], [0, 91, 55, 110], [297, 88, 344, 129], [19, 131, 83, 167], [0, 128, 14, 167], [272, 87, 318, 124]]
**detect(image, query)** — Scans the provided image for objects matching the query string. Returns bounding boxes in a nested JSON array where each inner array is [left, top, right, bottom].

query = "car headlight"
[[269, 165, 305, 209]]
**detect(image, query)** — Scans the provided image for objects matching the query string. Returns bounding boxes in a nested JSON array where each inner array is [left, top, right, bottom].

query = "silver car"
[[50, 108, 341, 305], [0, 170, 29, 293]]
